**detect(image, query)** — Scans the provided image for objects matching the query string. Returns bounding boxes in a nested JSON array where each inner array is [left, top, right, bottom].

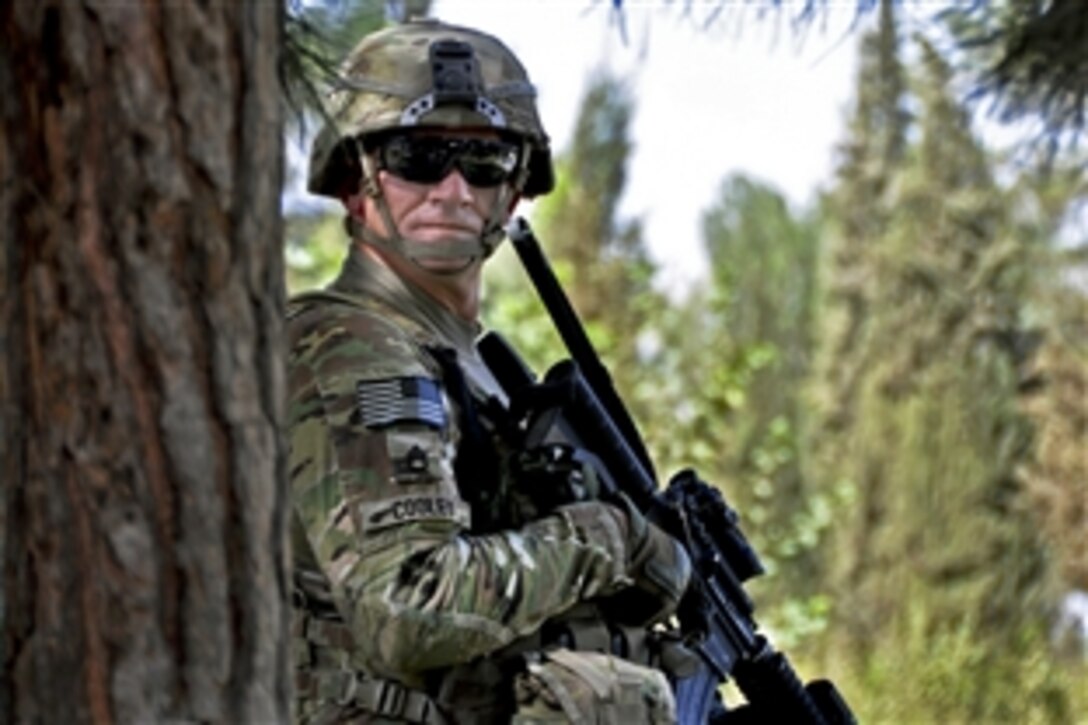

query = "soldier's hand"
[[554, 497, 690, 624], [606, 493, 692, 626]]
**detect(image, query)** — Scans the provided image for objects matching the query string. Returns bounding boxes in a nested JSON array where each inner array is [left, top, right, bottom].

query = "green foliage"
[[528, 72, 660, 351], [696, 173, 838, 644], [285, 213, 349, 294], [1014, 161, 1088, 593], [808, 5, 1084, 720], [1023, 286, 1088, 591], [484, 72, 665, 431], [841, 615, 1084, 724], [481, 243, 564, 374]]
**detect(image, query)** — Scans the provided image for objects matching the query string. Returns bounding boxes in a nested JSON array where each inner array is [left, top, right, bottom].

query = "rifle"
[[477, 217, 856, 724]]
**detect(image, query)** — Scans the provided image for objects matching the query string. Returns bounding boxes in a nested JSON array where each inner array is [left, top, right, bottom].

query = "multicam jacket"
[[288, 245, 659, 721]]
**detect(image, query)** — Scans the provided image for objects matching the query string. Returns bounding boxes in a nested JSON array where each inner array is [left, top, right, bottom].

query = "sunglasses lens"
[[380, 137, 518, 187], [456, 139, 519, 186], [380, 136, 448, 184]]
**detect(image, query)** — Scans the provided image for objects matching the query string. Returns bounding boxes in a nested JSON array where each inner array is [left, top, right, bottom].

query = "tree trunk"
[[0, 1, 289, 722]]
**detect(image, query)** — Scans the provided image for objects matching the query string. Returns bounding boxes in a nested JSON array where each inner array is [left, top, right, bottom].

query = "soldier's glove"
[[605, 492, 692, 626], [507, 444, 602, 525]]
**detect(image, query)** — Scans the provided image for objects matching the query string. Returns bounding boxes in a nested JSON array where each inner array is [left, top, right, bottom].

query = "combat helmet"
[[308, 18, 554, 265]]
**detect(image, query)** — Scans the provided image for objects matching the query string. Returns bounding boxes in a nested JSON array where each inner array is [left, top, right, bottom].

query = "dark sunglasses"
[[375, 135, 520, 188]]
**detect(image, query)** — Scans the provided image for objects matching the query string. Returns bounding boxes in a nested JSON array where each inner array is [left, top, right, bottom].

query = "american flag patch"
[[356, 377, 447, 430]]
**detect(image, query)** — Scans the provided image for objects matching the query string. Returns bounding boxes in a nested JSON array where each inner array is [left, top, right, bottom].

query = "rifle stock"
[[478, 217, 856, 724]]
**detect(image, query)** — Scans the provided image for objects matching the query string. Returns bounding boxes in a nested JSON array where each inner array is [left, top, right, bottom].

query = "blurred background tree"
[[485, 73, 664, 424], [697, 175, 831, 646], [812, 19, 1076, 719]]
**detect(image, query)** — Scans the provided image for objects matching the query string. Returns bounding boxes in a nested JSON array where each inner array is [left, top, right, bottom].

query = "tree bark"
[[0, 1, 289, 722]]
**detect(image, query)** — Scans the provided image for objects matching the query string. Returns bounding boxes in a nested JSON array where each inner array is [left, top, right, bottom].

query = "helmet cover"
[[308, 18, 554, 199]]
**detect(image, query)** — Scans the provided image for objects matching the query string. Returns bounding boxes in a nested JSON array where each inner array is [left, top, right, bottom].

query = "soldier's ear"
[[343, 191, 368, 222]]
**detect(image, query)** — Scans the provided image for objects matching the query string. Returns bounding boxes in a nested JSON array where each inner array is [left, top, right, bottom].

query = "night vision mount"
[[429, 39, 483, 105], [401, 39, 506, 127]]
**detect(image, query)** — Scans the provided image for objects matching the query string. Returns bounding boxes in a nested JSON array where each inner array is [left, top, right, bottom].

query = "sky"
[[429, 0, 881, 290]]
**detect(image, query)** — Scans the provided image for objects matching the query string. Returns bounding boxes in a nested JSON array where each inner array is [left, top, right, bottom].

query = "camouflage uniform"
[[290, 248, 677, 723], [291, 17, 683, 724]]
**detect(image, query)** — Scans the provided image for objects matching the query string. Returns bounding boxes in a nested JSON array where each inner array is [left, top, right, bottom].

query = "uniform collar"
[[330, 243, 482, 354]]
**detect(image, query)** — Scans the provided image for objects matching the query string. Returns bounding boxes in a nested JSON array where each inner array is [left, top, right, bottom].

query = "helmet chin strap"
[[349, 138, 531, 276]]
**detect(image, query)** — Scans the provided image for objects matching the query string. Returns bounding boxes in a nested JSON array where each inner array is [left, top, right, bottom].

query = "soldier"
[[290, 18, 692, 724]]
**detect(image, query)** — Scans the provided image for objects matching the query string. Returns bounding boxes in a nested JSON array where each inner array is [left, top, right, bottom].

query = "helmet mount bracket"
[[429, 40, 483, 108]]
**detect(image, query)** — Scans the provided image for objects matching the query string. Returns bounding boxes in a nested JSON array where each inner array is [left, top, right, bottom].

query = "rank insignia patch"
[[356, 377, 447, 430]]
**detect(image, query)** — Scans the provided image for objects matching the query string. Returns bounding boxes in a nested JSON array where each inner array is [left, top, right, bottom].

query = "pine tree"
[[812, 0, 909, 642], [1018, 165, 1088, 607], [536, 72, 659, 372], [817, 29, 1069, 723], [819, 0, 907, 422]]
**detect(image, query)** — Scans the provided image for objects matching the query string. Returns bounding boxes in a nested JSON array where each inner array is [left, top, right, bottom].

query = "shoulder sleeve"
[[288, 302, 631, 683], [289, 300, 468, 555]]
